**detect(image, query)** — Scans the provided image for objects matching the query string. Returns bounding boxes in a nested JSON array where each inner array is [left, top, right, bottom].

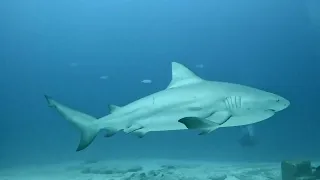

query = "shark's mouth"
[[267, 109, 277, 113], [263, 109, 276, 113]]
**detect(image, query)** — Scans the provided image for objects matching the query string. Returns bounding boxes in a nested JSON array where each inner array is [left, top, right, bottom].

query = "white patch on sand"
[[141, 79, 152, 84]]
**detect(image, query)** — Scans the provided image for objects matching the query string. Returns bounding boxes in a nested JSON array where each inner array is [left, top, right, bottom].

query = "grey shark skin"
[[44, 62, 290, 151]]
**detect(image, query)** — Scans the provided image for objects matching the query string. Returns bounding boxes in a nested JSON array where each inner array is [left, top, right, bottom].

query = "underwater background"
[[1, 0, 319, 167]]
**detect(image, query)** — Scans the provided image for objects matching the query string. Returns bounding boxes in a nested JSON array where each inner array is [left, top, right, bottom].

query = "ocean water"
[[1, 0, 319, 179]]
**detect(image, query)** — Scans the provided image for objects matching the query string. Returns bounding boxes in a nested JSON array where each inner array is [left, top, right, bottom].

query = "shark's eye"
[[276, 99, 280, 102]]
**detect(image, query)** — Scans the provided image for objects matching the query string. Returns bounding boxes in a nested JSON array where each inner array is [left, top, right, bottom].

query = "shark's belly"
[[138, 107, 214, 132], [146, 121, 187, 131], [144, 109, 275, 132]]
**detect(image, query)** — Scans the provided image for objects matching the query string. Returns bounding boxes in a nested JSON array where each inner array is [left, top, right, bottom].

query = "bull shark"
[[45, 62, 290, 151]]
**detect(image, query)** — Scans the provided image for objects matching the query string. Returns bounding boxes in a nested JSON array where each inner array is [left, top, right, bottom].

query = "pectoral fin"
[[179, 112, 232, 135], [178, 117, 218, 129], [178, 117, 220, 135]]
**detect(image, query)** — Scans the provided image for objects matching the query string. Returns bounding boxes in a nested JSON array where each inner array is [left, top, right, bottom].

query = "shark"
[[45, 62, 290, 151]]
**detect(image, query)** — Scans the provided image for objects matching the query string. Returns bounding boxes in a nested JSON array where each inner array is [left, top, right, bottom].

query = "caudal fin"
[[44, 95, 100, 151]]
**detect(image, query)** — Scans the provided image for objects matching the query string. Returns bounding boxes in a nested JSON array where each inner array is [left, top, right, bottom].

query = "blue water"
[[1, 0, 319, 167]]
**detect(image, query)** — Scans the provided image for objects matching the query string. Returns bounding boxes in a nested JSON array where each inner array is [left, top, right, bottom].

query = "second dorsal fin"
[[108, 104, 121, 113]]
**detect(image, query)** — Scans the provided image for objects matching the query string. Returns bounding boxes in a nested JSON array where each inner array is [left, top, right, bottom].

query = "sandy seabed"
[[0, 159, 293, 180]]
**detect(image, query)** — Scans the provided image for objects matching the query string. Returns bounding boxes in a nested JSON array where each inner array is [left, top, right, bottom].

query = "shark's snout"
[[274, 97, 290, 112], [284, 98, 290, 107]]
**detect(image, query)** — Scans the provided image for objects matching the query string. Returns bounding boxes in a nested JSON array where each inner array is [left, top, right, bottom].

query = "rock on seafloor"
[[281, 161, 315, 180]]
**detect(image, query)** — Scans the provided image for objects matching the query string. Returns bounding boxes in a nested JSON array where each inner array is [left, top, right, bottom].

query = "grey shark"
[[45, 62, 289, 151]]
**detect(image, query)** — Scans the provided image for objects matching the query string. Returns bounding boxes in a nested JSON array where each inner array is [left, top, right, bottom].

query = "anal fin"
[[123, 124, 143, 134], [198, 127, 219, 135], [104, 129, 117, 138], [131, 129, 148, 138]]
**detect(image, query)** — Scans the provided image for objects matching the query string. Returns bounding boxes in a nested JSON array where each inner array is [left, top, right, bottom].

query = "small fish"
[[141, 79, 152, 84], [69, 62, 78, 67], [99, 76, 108, 80], [196, 64, 204, 68]]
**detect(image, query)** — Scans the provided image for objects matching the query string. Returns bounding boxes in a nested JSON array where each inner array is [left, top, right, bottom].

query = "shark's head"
[[215, 82, 290, 115], [239, 90, 290, 113], [255, 92, 289, 112], [218, 90, 290, 127]]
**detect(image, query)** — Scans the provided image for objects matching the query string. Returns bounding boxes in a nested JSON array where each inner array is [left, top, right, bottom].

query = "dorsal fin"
[[108, 104, 121, 113], [167, 62, 203, 89]]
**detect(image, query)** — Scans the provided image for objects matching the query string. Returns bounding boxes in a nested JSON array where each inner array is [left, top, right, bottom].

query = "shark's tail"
[[44, 95, 101, 151]]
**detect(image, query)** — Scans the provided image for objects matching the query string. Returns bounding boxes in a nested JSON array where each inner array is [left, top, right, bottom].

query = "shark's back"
[[104, 82, 214, 117], [209, 81, 268, 96]]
